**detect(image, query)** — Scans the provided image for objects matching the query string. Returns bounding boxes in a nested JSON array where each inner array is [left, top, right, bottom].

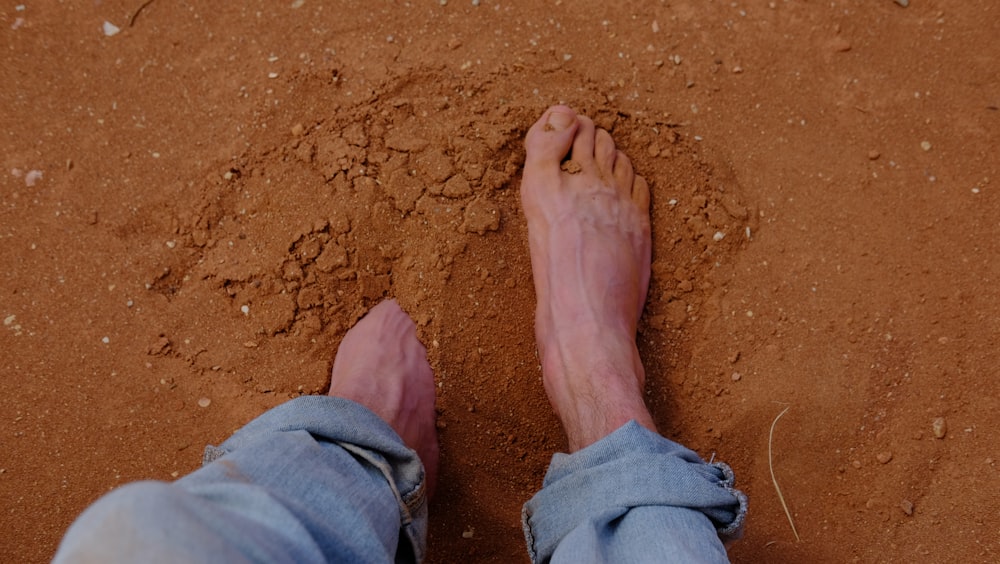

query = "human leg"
[[54, 299, 438, 564], [519, 106, 746, 563]]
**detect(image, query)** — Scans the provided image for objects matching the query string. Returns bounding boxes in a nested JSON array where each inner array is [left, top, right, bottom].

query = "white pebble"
[[101, 336, 110, 344], [920, 140, 932, 151], [268, 72, 279, 79], [24, 170, 43, 187], [198, 397, 212, 408], [102, 21, 120, 37], [3, 315, 15, 326], [241, 305, 250, 315], [165, 240, 176, 249], [713, 231, 725, 241]]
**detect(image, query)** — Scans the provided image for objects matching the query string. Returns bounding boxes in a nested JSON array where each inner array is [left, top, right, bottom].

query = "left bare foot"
[[328, 299, 439, 493]]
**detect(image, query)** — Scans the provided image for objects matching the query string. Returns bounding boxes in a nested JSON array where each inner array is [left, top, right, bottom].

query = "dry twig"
[[768, 405, 800, 542]]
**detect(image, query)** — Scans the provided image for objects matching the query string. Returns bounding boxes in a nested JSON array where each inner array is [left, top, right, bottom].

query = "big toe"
[[524, 105, 580, 166]]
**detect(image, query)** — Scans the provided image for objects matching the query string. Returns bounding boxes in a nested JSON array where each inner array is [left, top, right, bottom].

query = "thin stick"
[[768, 406, 800, 542], [129, 0, 156, 27]]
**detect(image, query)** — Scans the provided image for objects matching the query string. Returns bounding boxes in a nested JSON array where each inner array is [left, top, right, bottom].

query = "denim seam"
[[520, 505, 539, 564], [710, 461, 748, 540], [337, 441, 417, 526]]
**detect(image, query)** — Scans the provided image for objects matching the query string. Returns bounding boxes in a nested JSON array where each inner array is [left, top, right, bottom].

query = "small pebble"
[[101, 336, 110, 344], [462, 528, 474, 539], [102, 21, 120, 37], [24, 170, 43, 187], [876, 451, 893, 464], [198, 397, 211, 408], [894, 0, 909, 7], [899, 499, 914, 516], [241, 305, 250, 315], [867, 150, 881, 160], [830, 37, 852, 52], [920, 141, 932, 151], [291, 123, 304, 136], [731, 372, 742, 382], [852, 460, 862, 469], [932, 417, 947, 439], [713, 231, 726, 241]]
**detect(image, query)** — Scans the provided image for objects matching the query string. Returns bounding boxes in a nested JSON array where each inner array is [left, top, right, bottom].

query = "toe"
[[633, 175, 651, 212], [611, 150, 635, 193], [525, 105, 580, 166], [594, 129, 617, 177], [571, 115, 597, 167], [369, 298, 402, 319]]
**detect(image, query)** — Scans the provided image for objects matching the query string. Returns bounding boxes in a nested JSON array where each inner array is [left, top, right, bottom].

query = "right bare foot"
[[521, 105, 657, 452]]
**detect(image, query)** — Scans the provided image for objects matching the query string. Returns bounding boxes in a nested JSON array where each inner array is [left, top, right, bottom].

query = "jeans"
[[54, 396, 746, 563]]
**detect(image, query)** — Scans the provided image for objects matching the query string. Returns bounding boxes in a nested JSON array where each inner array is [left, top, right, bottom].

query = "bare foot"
[[521, 105, 657, 452], [328, 299, 439, 493]]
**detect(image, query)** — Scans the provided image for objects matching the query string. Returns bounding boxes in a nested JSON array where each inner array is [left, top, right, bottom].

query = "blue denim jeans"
[[54, 396, 746, 563]]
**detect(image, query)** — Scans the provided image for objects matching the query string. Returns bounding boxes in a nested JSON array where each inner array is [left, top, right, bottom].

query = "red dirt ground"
[[2, 1, 998, 562]]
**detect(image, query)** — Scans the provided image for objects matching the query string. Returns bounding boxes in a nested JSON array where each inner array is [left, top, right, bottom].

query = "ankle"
[[539, 337, 656, 451]]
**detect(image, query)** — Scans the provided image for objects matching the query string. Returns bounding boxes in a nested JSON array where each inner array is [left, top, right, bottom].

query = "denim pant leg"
[[522, 421, 747, 564], [53, 396, 428, 564]]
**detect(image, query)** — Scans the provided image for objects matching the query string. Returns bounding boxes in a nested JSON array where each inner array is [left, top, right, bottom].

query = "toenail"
[[546, 110, 575, 131]]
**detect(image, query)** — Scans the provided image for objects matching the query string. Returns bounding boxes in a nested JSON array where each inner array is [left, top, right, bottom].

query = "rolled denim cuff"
[[522, 421, 747, 563], [202, 395, 428, 562]]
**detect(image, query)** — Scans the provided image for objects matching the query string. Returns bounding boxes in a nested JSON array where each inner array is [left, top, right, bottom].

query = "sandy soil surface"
[[2, 1, 998, 562]]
